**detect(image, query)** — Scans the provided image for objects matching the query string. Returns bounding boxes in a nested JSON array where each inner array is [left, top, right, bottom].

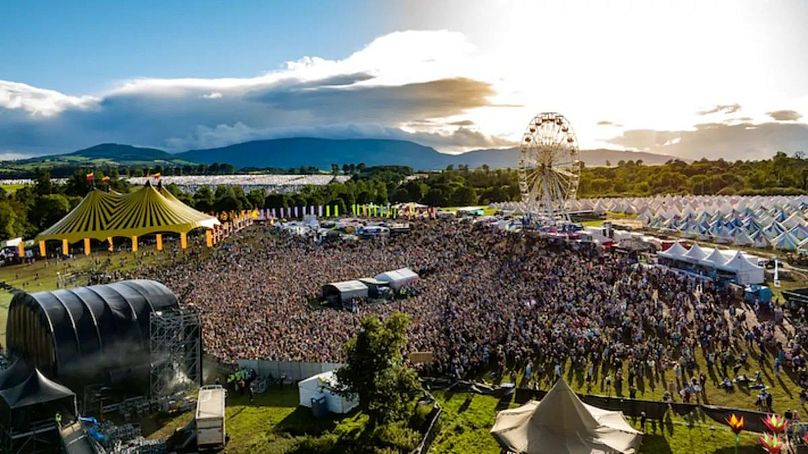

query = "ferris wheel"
[[518, 112, 582, 223]]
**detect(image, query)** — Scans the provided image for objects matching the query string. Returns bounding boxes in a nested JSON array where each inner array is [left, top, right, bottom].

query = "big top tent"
[[36, 183, 219, 254]]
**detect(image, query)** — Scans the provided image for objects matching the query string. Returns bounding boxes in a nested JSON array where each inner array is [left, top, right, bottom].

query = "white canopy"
[[719, 251, 765, 285], [682, 244, 708, 263], [491, 379, 641, 454], [657, 242, 688, 260], [298, 371, 358, 415], [374, 267, 419, 290], [698, 248, 727, 268]]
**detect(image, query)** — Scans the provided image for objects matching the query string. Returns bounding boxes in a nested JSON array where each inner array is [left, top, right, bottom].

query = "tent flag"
[[334, 205, 339, 217], [319, 205, 324, 217], [326, 205, 331, 217]]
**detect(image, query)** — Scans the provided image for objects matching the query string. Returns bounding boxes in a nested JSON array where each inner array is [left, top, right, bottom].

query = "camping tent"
[[490, 379, 641, 453], [298, 371, 358, 415], [773, 231, 800, 251], [374, 268, 420, 290]]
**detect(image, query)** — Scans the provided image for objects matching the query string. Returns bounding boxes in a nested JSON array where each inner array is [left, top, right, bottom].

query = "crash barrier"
[[236, 359, 344, 383]]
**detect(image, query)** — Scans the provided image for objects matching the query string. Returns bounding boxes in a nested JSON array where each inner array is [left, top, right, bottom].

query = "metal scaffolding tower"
[[149, 310, 202, 399]]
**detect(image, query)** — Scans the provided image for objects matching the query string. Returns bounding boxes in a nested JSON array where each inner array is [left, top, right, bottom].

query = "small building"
[[374, 268, 419, 290], [298, 371, 358, 415], [321, 280, 369, 305]]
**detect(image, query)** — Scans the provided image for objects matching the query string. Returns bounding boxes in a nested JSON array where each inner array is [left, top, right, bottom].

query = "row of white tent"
[[574, 195, 808, 251], [657, 242, 765, 284]]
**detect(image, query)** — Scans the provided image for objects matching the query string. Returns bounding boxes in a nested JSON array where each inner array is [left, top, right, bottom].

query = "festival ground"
[[1, 218, 806, 453]]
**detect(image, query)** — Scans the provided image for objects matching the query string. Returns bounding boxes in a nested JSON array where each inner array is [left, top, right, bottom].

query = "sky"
[[1, 0, 808, 161]]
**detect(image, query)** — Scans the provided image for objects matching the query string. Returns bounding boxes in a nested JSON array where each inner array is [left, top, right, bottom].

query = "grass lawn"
[[0, 183, 28, 193], [0, 239, 192, 344], [142, 385, 367, 453], [159, 385, 767, 454], [431, 390, 762, 454]]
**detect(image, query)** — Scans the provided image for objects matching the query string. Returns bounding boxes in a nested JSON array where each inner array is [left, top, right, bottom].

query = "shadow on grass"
[[638, 433, 674, 454], [275, 406, 344, 436]]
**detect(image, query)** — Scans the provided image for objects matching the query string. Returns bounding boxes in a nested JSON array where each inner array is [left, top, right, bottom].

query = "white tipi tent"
[[491, 379, 642, 454]]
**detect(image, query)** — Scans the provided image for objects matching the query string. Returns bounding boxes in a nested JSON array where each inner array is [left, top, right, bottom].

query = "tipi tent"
[[491, 379, 641, 453]]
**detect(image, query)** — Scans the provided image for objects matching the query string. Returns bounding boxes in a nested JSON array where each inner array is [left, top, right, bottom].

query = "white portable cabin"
[[196, 385, 226, 448], [374, 267, 420, 290], [298, 371, 358, 415]]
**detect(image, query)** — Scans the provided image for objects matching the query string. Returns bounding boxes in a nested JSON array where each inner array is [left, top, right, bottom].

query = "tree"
[[31, 194, 71, 230], [193, 186, 215, 212], [335, 312, 420, 427], [246, 189, 265, 210], [451, 185, 477, 206]]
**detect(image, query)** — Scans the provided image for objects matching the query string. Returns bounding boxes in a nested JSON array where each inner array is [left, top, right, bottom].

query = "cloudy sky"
[[2, 0, 808, 161]]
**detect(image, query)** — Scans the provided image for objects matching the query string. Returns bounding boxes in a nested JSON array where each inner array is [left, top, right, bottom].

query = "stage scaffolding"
[[149, 310, 202, 399]]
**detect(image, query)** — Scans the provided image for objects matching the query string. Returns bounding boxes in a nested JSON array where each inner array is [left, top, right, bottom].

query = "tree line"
[[2, 153, 807, 239]]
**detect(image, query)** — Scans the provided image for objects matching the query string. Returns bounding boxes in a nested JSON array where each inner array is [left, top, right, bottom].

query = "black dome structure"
[[6, 280, 179, 393]]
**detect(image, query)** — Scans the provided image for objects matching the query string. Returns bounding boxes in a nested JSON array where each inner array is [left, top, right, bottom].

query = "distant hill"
[[11, 138, 679, 171], [178, 138, 678, 169], [14, 143, 194, 167]]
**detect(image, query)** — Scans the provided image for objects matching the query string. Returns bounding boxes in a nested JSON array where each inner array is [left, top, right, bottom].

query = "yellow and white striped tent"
[[36, 184, 219, 254]]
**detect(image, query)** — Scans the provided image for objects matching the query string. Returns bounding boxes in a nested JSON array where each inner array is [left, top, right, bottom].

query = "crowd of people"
[[109, 219, 808, 410]]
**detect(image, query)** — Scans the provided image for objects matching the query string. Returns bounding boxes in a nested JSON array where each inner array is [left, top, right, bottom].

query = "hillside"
[[6, 138, 679, 172], [178, 138, 677, 169], [13, 143, 194, 167]]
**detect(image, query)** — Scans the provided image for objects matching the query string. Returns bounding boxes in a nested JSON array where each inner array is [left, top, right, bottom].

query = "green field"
[[0, 183, 28, 193], [0, 242, 182, 344], [137, 385, 764, 453], [431, 390, 762, 454]]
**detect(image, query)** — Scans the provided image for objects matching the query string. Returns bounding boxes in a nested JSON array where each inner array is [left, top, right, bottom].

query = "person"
[[640, 411, 647, 431], [721, 377, 733, 390], [55, 412, 62, 428]]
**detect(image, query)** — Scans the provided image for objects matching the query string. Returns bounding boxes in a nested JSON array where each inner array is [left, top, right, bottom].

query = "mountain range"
[[11, 138, 679, 170]]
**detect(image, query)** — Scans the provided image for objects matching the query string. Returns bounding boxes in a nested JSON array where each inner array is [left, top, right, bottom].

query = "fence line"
[[236, 359, 343, 383]]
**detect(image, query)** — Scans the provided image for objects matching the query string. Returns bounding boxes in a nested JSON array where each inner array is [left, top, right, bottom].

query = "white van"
[[196, 385, 226, 449]]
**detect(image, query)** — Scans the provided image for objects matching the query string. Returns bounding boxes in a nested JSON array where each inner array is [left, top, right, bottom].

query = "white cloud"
[[0, 30, 507, 155], [0, 80, 97, 116], [1, 26, 807, 161]]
